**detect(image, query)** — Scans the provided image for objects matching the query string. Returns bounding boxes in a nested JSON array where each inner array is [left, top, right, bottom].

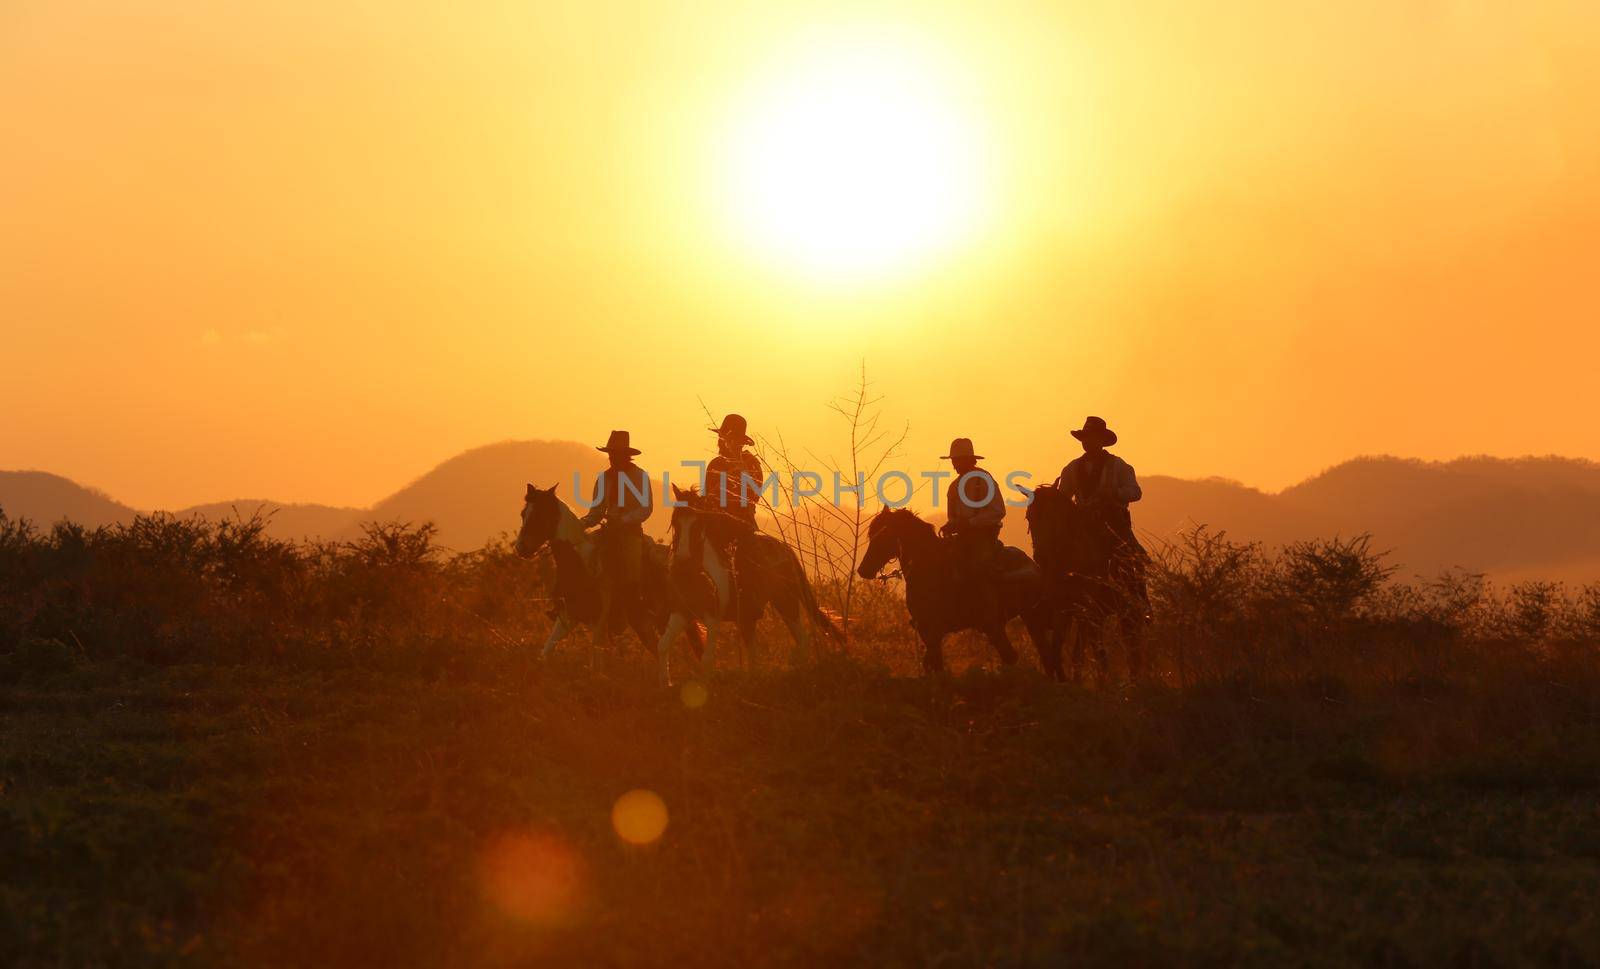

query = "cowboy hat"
[[596, 430, 641, 456], [709, 413, 755, 446], [1070, 416, 1117, 447], [940, 437, 985, 461]]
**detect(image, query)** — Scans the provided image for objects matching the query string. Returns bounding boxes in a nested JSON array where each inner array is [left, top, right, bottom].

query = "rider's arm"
[[618, 468, 653, 526], [967, 474, 1005, 528], [579, 473, 606, 526], [1113, 459, 1142, 504], [1056, 461, 1076, 498]]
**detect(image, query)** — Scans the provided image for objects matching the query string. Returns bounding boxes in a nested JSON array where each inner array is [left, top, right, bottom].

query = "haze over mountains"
[[0, 441, 606, 552], [4, 442, 1599, 583]]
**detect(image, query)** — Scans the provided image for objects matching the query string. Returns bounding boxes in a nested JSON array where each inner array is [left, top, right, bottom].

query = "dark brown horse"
[[516, 484, 699, 662], [656, 486, 844, 684], [856, 508, 1059, 677], [1023, 484, 1148, 683]]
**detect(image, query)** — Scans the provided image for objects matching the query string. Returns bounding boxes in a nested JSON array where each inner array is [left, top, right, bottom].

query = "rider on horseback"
[[703, 414, 763, 596], [706, 414, 763, 527], [939, 437, 1006, 620], [1055, 415, 1148, 572], [579, 430, 654, 594]]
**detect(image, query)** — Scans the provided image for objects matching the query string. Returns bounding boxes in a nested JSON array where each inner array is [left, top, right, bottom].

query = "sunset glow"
[[10, 6, 1600, 965], [719, 32, 989, 282], [2, 2, 1599, 511]]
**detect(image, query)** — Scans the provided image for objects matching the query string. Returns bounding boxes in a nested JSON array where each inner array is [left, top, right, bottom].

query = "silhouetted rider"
[[1055, 415, 1147, 564], [580, 430, 653, 590], [706, 414, 762, 527], [939, 437, 1006, 621]]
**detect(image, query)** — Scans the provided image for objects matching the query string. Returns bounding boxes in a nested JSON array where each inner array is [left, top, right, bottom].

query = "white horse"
[[655, 486, 843, 685], [516, 484, 696, 662]]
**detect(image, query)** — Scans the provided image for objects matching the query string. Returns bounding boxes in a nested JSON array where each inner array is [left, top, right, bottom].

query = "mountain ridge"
[[5, 449, 1598, 582]]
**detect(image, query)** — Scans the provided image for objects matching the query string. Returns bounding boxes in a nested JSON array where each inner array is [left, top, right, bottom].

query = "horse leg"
[[1023, 608, 1061, 680], [983, 623, 1019, 668], [1124, 609, 1148, 682], [700, 619, 720, 676], [627, 600, 656, 657], [774, 596, 810, 669], [736, 612, 759, 672], [1090, 621, 1110, 687], [1064, 617, 1085, 685], [539, 615, 571, 660], [683, 617, 705, 660], [655, 612, 686, 687], [592, 588, 616, 670], [920, 629, 947, 676]]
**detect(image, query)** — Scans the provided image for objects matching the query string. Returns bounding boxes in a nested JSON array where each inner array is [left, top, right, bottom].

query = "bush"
[[0, 506, 1596, 688], [0, 509, 545, 672]]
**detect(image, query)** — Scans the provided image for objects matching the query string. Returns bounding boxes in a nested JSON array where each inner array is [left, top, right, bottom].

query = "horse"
[[1023, 484, 1148, 683], [855, 508, 1059, 677], [654, 486, 844, 685], [515, 483, 700, 662]]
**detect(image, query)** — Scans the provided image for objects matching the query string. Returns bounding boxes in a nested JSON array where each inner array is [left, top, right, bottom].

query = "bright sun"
[[721, 35, 989, 283]]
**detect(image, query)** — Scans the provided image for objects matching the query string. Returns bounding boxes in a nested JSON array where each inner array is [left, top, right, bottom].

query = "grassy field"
[[3, 513, 1599, 966], [5, 648, 1599, 968]]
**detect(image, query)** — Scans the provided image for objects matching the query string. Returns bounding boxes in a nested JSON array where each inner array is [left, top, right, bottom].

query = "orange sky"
[[4, 1, 1600, 509]]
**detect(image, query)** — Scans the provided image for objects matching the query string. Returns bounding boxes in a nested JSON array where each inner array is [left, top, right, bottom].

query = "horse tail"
[[799, 571, 847, 647]]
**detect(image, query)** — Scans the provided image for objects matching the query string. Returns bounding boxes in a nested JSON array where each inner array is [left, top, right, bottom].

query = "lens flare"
[[611, 789, 669, 846], [479, 830, 586, 926]]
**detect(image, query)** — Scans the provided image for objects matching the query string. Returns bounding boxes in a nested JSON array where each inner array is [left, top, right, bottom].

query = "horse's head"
[[1025, 483, 1112, 573], [857, 507, 931, 579], [668, 484, 707, 561], [670, 484, 751, 566], [668, 484, 709, 529], [1023, 483, 1066, 536], [516, 483, 563, 558]]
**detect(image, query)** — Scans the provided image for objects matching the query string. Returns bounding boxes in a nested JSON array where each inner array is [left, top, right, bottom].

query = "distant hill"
[[0, 440, 605, 551], [986, 456, 1600, 584], [1272, 456, 1600, 582], [362, 440, 607, 551], [5, 450, 1600, 582], [0, 471, 137, 530]]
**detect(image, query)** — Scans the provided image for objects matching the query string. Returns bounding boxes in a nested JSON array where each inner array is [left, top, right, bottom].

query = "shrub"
[[0, 507, 1596, 687]]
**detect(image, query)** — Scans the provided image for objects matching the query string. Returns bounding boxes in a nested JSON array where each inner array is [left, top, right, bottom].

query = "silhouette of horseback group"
[[516, 413, 1147, 684]]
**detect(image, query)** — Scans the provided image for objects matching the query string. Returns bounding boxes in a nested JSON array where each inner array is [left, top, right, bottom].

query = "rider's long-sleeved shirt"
[[945, 467, 1006, 532], [580, 463, 653, 527], [1057, 452, 1141, 508], [706, 450, 763, 523]]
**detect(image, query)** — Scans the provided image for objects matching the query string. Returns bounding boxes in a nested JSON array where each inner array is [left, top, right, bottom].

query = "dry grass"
[[2, 510, 1599, 967]]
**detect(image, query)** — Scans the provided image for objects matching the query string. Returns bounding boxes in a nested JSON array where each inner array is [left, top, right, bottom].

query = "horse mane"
[[667, 485, 706, 539], [521, 485, 587, 555], [667, 486, 749, 551], [1023, 483, 1070, 530], [870, 506, 939, 541]]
